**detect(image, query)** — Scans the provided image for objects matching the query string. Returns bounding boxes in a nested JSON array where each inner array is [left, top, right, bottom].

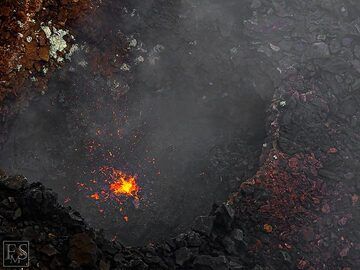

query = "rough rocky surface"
[[0, 0, 91, 146], [0, 0, 360, 269], [0, 0, 90, 100]]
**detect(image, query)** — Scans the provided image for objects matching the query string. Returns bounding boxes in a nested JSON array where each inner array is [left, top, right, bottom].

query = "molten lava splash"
[[90, 192, 100, 200], [106, 168, 140, 199], [76, 166, 140, 221], [96, 166, 140, 201]]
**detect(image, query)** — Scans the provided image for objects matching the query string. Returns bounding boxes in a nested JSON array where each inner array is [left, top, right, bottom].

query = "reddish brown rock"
[[0, 0, 91, 103], [39, 46, 50, 62]]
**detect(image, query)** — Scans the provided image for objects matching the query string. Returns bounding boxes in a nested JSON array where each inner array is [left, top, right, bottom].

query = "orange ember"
[[90, 192, 100, 200]]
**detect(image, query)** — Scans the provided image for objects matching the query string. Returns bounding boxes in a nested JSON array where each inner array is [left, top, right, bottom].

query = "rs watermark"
[[2, 241, 29, 268]]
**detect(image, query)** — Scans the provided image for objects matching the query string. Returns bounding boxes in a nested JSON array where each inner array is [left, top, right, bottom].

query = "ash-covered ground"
[[0, 0, 269, 245]]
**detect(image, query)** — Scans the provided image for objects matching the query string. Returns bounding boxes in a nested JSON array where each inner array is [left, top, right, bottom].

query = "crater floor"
[[0, 0, 270, 245]]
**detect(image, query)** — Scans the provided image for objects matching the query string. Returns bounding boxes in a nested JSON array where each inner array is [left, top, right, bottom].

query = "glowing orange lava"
[[90, 192, 100, 200], [77, 166, 140, 220], [104, 167, 140, 199]]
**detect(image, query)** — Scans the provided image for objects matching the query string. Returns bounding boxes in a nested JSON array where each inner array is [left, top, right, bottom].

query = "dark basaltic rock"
[[0, 175, 27, 190], [354, 45, 360, 59], [329, 39, 341, 54], [129, 258, 148, 270], [231, 229, 244, 243], [99, 260, 110, 270], [22, 226, 38, 241], [221, 236, 238, 255], [229, 260, 244, 270], [67, 232, 98, 267], [39, 244, 59, 257], [13, 207, 22, 220], [214, 203, 235, 231], [305, 42, 330, 59], [50, 256, 64, 269], [186, 231, 202, 247], [175, 247, 192, 266], [192, 216, 215, 236], [193, 255, 228, 270], [20, 184, 58, 216]]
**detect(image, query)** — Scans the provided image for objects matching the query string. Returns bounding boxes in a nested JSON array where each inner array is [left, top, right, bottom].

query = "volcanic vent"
[[0, 0, 273, 245]]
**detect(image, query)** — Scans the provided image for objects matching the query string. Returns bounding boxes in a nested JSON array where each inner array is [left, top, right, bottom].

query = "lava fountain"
[[105, 166, 140, 199], [78, 166, 140, 218]]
